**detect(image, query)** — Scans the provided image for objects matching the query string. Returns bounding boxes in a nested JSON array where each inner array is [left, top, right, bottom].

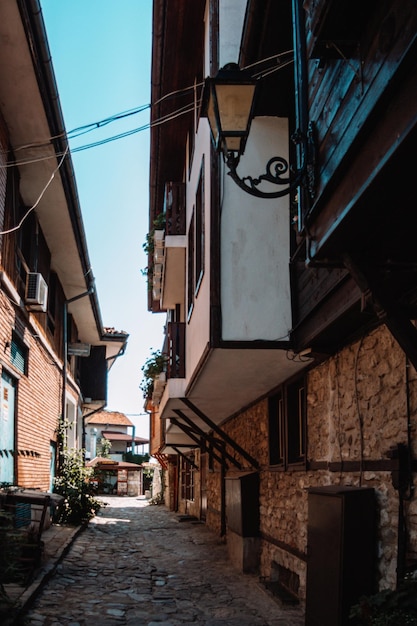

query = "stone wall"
[[203, 324, 417, 601], [206, 467, 222, 535]]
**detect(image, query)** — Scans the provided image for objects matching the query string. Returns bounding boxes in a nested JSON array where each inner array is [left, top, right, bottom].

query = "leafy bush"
[[350, 581, 417, 625], [54, 449, 102, 525], [99, 436, 112, 458], [123, 451, 150, 464], [140, 349, 167, 399]]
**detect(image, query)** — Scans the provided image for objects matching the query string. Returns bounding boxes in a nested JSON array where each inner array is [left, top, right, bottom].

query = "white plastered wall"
[[204, 0, 248, 75], [220, 117, 292, 341], [185, 122, 212, 380]]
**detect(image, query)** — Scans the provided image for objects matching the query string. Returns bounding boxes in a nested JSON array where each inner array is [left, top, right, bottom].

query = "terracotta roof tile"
[[85, 410, 133, 427]]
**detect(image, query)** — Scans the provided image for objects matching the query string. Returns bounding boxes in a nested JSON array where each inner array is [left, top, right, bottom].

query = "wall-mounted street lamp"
[[201, 63, 316, 199]]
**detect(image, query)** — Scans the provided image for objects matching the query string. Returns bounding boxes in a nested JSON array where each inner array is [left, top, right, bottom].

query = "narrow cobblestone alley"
[[21, 497, 305, 626]]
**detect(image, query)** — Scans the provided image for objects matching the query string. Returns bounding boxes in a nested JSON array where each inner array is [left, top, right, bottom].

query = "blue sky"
[[41, 1, 165, 438]]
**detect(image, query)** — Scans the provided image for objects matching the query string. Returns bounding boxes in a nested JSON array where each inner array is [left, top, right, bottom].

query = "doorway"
[[0, 371, 16, 484]]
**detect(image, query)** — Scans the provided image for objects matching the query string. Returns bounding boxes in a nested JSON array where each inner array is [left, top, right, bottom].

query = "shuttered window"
[[10, 333, 28, 375]]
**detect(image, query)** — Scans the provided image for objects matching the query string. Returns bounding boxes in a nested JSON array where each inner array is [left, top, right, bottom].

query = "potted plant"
[[140, 349, 167, 400]]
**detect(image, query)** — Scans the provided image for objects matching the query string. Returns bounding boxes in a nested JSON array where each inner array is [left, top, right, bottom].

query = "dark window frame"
[[195, 157, 205, 295], [180, 456, 195, 501], [187, 213, 195, 319], [187, 160, 205, 320], [268, 375, 306, 469]]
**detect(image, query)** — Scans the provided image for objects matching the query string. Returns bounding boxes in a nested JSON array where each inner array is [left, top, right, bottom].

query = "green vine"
[[141, 213, 166, 291]]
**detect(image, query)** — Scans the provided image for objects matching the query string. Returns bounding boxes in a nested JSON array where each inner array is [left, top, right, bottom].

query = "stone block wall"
[[203, 324, 417, 601], [206, 467, 222, 535]]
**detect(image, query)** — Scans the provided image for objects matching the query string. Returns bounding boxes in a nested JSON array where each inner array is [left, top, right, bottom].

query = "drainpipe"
[[59, 286, 95, 472], [132, 425, 136, 457], [220, 444, 226, 537], [292, 0, 311, 224], [81, 404, 104, 460]]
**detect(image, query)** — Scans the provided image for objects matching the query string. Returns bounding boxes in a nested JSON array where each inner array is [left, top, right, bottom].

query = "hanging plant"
[[140, 213, 167, 290], [140, 349, 167, 399]]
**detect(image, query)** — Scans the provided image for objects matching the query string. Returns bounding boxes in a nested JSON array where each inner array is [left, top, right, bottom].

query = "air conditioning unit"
[[25, 272, 48, 312]]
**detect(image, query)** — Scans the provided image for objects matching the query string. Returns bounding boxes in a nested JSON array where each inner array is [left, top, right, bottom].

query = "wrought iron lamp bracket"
[[225, 122, 317, 199]]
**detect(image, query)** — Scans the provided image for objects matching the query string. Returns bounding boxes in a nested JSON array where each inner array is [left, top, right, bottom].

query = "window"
[[187, 160, 205, 318], [188, 73, 204, 174], [195, 158, 205, 291], [268, 376, 306, 468], [268, 393, 284, 466], [10, 331, 28, 375], [180, 456, 195, 501], [187, 213, 195, 317], [286, 379, 306, 464], [47, 271, 57, 335]]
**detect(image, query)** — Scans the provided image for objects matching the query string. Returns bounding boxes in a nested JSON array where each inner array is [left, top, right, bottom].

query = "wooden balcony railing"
[[167, 321, 185, 379], [164, 182, 186, 236]]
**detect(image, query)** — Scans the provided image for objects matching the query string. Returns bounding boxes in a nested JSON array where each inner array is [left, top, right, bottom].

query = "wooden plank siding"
[[304, 0, 417, 228], [290, 0, 417, 353]]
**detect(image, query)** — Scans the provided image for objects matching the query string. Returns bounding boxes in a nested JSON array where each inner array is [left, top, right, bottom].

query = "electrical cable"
[[0, 103, 152, 158], [0, 99, 198, 170], [0, 50, 293, 165], [0, 146, 69, 235], [243, 50, 294, 72]]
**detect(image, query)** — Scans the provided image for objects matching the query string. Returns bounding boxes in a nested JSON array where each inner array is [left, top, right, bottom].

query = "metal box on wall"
[[306, 486, 376, 626], [225, 471, 259, 537]]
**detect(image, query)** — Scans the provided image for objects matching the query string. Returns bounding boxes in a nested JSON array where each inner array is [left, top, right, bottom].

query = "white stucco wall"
[[204, 0, 248, 75], [220, 117, 292, 341], [185, 121, 212, 379], [65, 395, 78, 450], [218, 0, 247, 68]]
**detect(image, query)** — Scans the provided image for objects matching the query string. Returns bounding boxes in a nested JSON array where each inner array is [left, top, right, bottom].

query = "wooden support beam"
[[171, 446, 199, 470], [181, 398, 259, 469], [170, 418, 225, 467], [172, 409, 241, 469]]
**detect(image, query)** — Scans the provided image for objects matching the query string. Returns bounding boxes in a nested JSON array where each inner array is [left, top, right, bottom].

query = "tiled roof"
[[102, 431, 149, 444], [85, 410, 134, 427], [86, 457, 142, 470]]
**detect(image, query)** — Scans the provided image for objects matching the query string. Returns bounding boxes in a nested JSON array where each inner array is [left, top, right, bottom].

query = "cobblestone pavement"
[[22, 496, 305, 626]]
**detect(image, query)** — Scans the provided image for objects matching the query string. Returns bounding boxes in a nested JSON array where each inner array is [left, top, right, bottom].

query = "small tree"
[[53, 449, 101, 525]]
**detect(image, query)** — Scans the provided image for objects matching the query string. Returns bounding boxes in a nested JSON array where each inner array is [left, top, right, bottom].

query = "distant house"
[[86, 456, 144, 497], [85, 410, 148, 462], [0, 0, 127, 492]]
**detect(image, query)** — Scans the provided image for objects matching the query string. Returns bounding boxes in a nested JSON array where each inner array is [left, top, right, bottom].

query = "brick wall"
[[0, 115, 8, 260], [15, 313, 62, 490], [0, 291, 81, 492]]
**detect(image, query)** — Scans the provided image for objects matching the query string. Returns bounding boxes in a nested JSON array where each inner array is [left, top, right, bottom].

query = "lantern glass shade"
[[207, 91, 219, 148], [203, 64, 257, 156]]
